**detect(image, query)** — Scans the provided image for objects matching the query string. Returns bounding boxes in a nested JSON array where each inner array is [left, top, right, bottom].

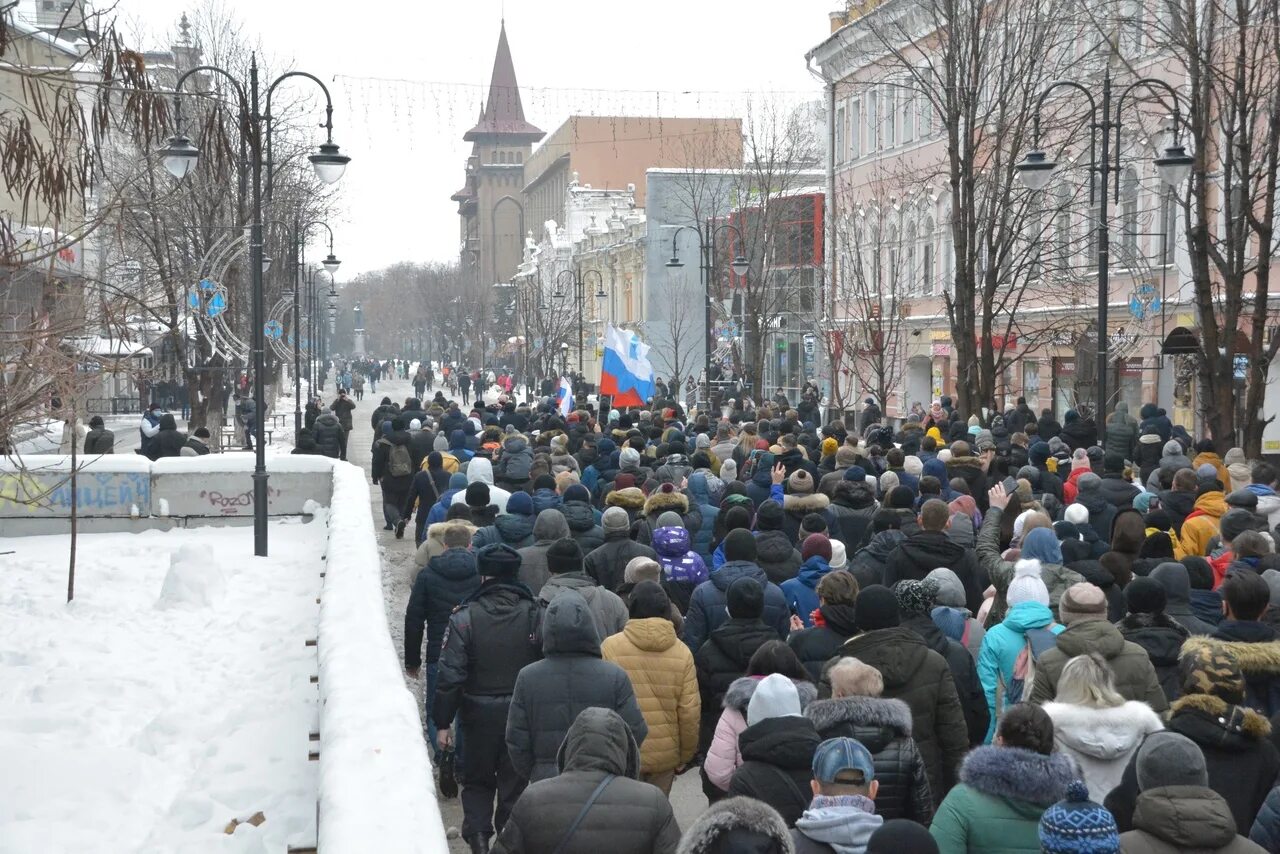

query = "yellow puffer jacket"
[[601, 617, 700, 774]]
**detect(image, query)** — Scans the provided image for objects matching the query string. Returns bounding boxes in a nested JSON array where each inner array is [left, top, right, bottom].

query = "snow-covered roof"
[[65, 336, 152, 358]]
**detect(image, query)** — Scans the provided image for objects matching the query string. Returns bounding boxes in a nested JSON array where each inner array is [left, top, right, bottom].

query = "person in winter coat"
[[1146, 440, 1193, 493], [684, 529, 791, 653], [1105, 403, 1139, 461], [1098, 453, 1141, 509], [466, 457, 511, 514], [686, 472, 721, 563], [492, 707, 680, 854], [557, 482, 603, 551], [788, 570, 861, 681], [1149, 561, 1216, 635], [329, 391, 355, 460], [946, 442, 990, 514], [414, 511, 479, 569], [1247, 463, 1280, 531], [884, 499, 985, 612], [790, 736, 887, 854], [516, 509, 571, 596], [405, 523, 482, 756], [1194, 441, 1232, 492], [1138, 402, 1172, 442], [83, 416, 114, 454], [896, 579, 990, 747], [783, 470, 833, 543], [495, 433, 534, 491], [600, 582, 699, 794], [1186, 569, 1280, 717], [928, 567, 986, 659], [1182, 485, 1229, 558], [827, 479, 879, 551], [148, 413, 186, 459], [312, 411, 343, 459], [585, 507, 659, 593], [980, 492, 1084, 624], [372, 423, 415, 530], [1251, 785, 1280, 852], [1107, 643, 1280, 835], [676, 796, 793, 854], [755, 498, 803, 582], [137, 403, 162, 456], [472, 491, 536, 551], [1224, 447, 1251, 494], [538, 538, 628, 641], [1135, 428, 1165, 487], [821, 586, 969, 805], [1059, 408, 1099, 452], [1120, 731, 1267, 854], [1042, 652, 1164, 801], [506, 589, 648, 785], [1029, 583, 1168, 713], [977, 565, 1064, 742], [806, 657, 935, 823], [782, 534, 835, 630], [1117, 577, 1190, 702], [653, 523, 710, 613], [928, 704, 1079, 854], [850, 526, 906, 590], [728, 673, 824, 827], [433, 545, 544, 853], [181, 427, 211, 456]]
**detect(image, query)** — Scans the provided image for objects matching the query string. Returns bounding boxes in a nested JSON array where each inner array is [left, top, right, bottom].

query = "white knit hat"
[[1007, 558, 1050, 607], [1064, 504, 1090, 526], [829, 540, 848, 571]]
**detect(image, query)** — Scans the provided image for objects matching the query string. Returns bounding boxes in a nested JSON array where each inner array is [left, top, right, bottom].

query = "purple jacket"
[[652, 525, 709, 586]]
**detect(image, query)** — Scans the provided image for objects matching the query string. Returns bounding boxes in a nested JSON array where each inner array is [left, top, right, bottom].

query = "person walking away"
[[1041, 652, 1163, 800], [601, 581, 700, 795], [1116, 577, 1190, 702], [352, 372, 364, 401], [539, 538, 628, 641], [676, 797, 794, 854], [492, 707, 680, 854], [505, 588, 648, 785], [791, 737, 886, 854], [1119, 732, 1267, 853], [330, 389, 356, 461], [149, 413, 187, 459], [459, 370, 472, 405], [433, 545, 543, 854], [372, 421, 414, 530], [84, 415, 115, 454], [728, 673, 823, 826], [312, 410, 343, 460], [805, 657, 935, 823], [237, 395, 257, 450], [928, 704, 1078, 853], [1037, 782, 1121, 854], [405, 523, 481, 759], [788, 570, 861, 681]]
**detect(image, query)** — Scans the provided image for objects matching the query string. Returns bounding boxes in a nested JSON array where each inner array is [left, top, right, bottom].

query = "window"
[[836, 106, 846, 162], [887, 224, 899, 289], [1121, 166, 1139, 262], [1054, 183, 1073, 272], [884, 88, 897, 148], [849, 100, 861, 160], [1120, 0, 1143, 56], [1158, 188, 1175, 265], [1023, 362, 1041, 409], [899, 84, 915, 143], [917, 91, 932, 138], [922, 216, 936, 294], [905, 221, 918, 294], [867, 90, 878, 153]]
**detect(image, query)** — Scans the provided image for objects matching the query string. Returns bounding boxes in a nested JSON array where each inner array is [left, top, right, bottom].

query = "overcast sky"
[[109, 0, 834, 276]]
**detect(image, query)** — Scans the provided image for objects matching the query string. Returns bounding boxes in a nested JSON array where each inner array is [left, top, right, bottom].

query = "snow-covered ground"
[[0, 519, 324, 853]]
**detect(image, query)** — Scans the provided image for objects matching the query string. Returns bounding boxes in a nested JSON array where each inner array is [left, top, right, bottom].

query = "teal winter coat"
[[976, 601, 1064, 742]]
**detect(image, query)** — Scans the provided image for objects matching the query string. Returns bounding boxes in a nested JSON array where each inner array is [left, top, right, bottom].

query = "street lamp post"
[[293, 221, 340, 436], [1015, 71, 1191, 444], [665, 222, 750, 408], [554, 268, 606, 375], [160, 57, 350, 557]]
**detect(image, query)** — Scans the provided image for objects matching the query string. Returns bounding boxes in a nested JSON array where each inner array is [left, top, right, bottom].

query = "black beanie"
[[563, 484, 591, 504], [1103, 451, 1125, 473], [533, 474, 558, 491], [476, 544, 522, 578], [888, 485, 915, 509], [722, 505, 753, 533], [628, 580, 671, 619], [726, 576, 765, 619], [1125, 576, 1167, 615], [1220, 509, 1257, 544], [866, 819, 939, 854], [465, 481, 491, 508], [801, 513, 829, 536], [756, 500, 785, 531], [546, 537, 583, 575], [723, 528, 759, 562], [855, 585, 900, 631]]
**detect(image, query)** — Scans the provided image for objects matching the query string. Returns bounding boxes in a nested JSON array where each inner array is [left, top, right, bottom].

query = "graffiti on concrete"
[[0, 471, 151, 516], [198, 486, 283, 515]]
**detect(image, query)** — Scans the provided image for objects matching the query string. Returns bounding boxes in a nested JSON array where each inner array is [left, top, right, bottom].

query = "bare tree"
[[649, 274, 701, 390]]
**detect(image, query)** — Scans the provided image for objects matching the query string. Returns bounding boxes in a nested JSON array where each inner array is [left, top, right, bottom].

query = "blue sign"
[[206, 293, 226, 318], [265, 320, 284, 339], [187, 290, 200, 309], [199, 277, 217, 291], [1129, 283, 1162, 321]]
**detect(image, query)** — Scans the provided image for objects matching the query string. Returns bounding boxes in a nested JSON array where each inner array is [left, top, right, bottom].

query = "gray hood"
[[542, 588, 601, 656], [795, 803, 883, 854], [555, 706, 640, 778], [1151, 561, 1192, 609], [533, 508, 570, 542]]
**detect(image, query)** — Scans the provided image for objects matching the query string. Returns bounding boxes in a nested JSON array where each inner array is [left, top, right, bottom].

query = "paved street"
[[341, 370, 707, 849]]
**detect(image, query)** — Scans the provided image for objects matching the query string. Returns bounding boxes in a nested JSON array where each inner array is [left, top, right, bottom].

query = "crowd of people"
[[387, 376, 1280, 854]]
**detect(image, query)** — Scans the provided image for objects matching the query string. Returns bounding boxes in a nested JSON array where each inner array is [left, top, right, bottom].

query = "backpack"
[[995, 625, 1059, 715], [389, 442, 413, 477]]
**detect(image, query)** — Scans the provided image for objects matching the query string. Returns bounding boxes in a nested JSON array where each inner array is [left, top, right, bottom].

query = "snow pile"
[[156, 544, 227, 610], [0, 520, 323, 852], [317, 461, 444, 852]]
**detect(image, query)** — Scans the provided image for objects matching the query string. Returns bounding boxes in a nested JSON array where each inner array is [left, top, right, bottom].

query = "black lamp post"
[[160, 58, 350, 557], [665, 223, 749, 408], [554, 268, 607, 375], [293, 221, 339, 436], [1015, 72, 1191, 444]]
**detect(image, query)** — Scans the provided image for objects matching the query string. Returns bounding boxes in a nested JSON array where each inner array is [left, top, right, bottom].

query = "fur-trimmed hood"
[[959, 745, 1079, 807], [782, 492, 831, 514], [676, 796, 794, 854], [1043, 701, 1164, 760], [643, 488, 689, 516], [804, 695, 913, 737], [605, 487, 646, 510], [1182, 634, 1280, 677], [1170, 692, 1272, 739], [723, 675, 818, 713], [426, 519, 478, 547]]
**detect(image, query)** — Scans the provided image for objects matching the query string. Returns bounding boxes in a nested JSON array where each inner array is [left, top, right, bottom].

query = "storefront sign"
[[931, 343, 951, 357]]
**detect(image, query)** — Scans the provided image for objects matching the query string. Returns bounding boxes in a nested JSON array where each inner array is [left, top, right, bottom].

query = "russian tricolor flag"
[[600, 324, 654, 408], [557, 377, 574, 418]]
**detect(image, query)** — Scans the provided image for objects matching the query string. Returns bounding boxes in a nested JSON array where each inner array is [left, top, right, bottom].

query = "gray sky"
[[111, 0, 834, 276]]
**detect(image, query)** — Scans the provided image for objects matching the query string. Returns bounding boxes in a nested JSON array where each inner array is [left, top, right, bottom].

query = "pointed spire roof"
[[464, 21, 544, 142]]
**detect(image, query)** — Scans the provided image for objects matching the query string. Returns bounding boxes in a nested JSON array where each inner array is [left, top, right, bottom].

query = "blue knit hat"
[[1038, 781, 1119, 854]]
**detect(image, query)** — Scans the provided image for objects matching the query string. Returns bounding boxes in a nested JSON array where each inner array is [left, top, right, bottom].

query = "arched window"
[[905, 220, 919, 294], [921, 215, 936, 295], [1121, 166, 1140, 261], [1054, 183, 1073, 274], [887, 224, 900, 289]]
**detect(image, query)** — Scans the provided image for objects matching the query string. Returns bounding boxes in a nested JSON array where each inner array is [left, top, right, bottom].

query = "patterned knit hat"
[[1179, 643, 1246, 704], [893, 579, 940, 618], [1038, 781, 1119, 854]]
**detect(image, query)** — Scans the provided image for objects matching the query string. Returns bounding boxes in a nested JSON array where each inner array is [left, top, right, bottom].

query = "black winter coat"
[[1060, 417, 1098, 452], [683, 560, 792, 654], [728, 715, 822, 827], [902, 614, 989, 747], [695, 618, 782, 744], [1117, 612, 1189, 703], [404, 547, 481, 669], [561, 500, 605, 553], [756, 530, 803, 585], [1098, 473, 1141, 509], [83, 427, 115, 454], [506, 590, 648, 783], [821, 627, 968, 804], [946, 457, 990, 513], [493, 708, 679, 854], [312, 413, 343, 459], [805, 695, 934, 823], [826, 483, 877, 550], [1251, 785, 1280, 852], [1105, 694, 1280, 835], [1038, 414, 1063, 444], [883, 530, 985, 614], [473, 513, 536, 550], [787, 603, 859, 682], [584, 531, 658, 593], [150, 414, 186, 459], [849, 531, 906, 591]]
